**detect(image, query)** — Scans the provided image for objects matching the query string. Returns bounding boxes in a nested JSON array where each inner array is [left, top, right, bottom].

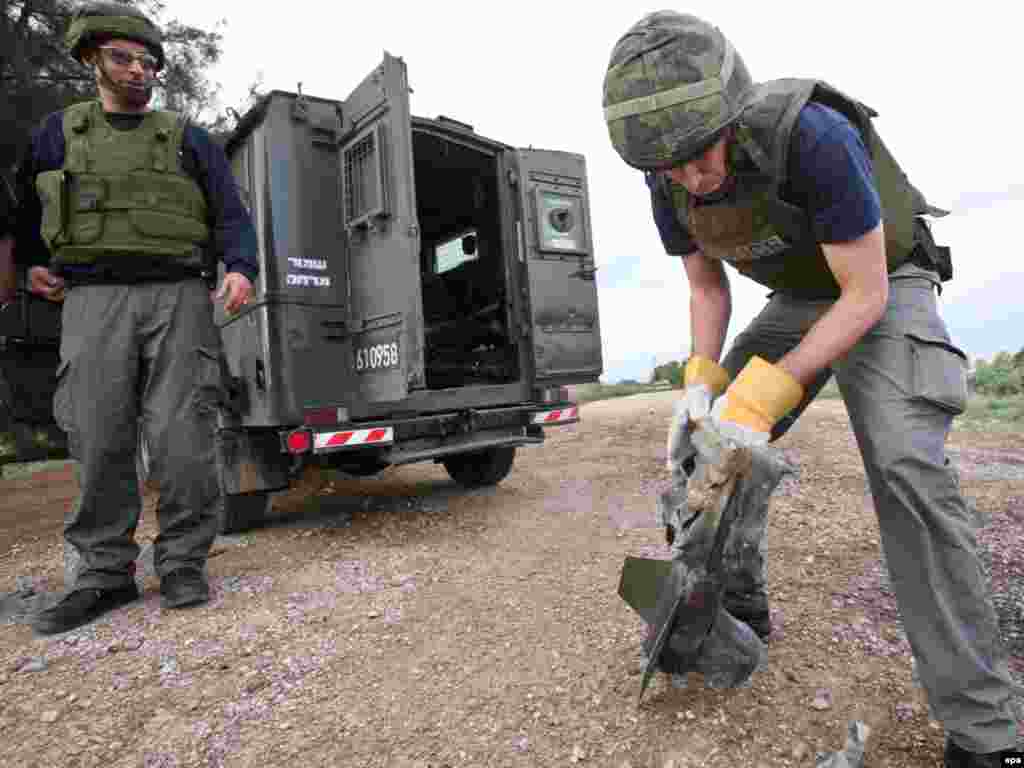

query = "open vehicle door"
[[508, 149, 602, 383], [338, 53, 424, 405]]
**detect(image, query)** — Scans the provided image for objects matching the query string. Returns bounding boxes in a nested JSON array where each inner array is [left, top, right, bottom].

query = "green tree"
[[1, 0, 226, 173], [650, 360, 683, 388], [1013, 345, 1024, 369], [973, 352, 1024, 397]]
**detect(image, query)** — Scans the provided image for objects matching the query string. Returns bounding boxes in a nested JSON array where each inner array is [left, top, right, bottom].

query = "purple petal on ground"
[[142, 752, 179, 768]]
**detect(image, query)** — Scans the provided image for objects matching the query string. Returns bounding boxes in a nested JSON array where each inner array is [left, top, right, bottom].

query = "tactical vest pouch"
[[70, 175, 106, 244], [131, 210, 209, 243], [36, 171, 68, 249]]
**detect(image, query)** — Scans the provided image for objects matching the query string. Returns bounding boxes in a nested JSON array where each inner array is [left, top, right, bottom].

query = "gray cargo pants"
[[719, 269, 1020, 753], [54, 280, 223, 590]]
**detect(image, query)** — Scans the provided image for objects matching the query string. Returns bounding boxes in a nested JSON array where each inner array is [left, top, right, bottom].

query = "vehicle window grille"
[[343, 127, 386, 227]]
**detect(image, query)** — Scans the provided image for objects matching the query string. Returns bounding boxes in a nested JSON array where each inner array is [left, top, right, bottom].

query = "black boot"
[[945, 739, 1022, 767], [33, 584, 140, 635], [160, 568, 209, 609]]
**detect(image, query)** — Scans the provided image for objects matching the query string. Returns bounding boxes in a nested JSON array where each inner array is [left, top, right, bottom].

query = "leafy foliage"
[[650, 360, 683, 387], [973, 349, 1024, 397]]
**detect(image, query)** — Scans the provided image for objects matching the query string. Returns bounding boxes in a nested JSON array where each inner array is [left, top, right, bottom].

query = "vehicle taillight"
[[285, 429, 312, 454]]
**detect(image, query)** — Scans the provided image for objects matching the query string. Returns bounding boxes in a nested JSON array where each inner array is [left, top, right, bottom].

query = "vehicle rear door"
[[338, 53, 424, 404], [508, 149, 602, 382]]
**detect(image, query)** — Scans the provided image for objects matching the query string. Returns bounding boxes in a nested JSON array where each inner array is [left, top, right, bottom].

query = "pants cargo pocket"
[[52, 358, 80, 458], [906, 332, 969, 415], [193, 347, 225, 417]]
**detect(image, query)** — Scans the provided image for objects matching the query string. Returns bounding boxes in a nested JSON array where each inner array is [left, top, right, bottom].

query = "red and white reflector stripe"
[[314, 427, 394, 452], [532, 406, 579, 425]]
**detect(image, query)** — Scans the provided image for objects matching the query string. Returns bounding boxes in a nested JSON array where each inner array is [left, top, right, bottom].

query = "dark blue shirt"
[[646, 102, 882, 256], [13, 108, 259, 284]]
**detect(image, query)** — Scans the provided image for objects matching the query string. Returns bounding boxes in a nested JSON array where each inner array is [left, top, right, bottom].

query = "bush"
[[974, 356, 1024, 396]]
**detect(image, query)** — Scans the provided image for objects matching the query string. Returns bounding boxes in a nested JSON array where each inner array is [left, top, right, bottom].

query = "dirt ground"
[[0, 392, 1021, 768]]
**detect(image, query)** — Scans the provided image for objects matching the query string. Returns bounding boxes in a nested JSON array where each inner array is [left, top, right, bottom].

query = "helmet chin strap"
[[95, 57, 154, 110]]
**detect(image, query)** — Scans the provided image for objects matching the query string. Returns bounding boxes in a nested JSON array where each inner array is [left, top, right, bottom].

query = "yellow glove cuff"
[[683, 355, 731, 397], [718, 356, 804, 433]]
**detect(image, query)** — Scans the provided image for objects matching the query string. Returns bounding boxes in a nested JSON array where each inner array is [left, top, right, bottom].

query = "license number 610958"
[[355, 342, 400, 373]]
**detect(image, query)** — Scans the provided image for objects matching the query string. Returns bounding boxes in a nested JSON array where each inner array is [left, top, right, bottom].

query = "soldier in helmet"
[[603, 11, 1020, 767], [12, 2, 259, 634]]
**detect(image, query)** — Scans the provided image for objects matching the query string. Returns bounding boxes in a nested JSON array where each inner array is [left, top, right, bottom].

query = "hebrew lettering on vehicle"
[[286, 274, 331, 287], [287, 258, 328, 271]]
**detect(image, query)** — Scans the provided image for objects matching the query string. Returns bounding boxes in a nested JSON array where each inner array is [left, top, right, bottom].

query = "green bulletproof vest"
[[36, 101, 209, 271], [669, 79, 943, 299]]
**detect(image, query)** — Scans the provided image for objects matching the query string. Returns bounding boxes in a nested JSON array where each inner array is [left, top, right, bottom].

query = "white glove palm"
[[666, 383, 714, 470], [709, 393, 770, 447]]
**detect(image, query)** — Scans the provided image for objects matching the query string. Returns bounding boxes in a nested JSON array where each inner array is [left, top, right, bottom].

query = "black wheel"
[[441, 446, 516, 488], [220, 491, 272, 534], [328, 458, 390, 477]]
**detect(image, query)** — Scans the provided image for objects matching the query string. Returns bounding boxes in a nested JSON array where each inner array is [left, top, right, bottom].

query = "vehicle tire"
[[442, 446, 516, 488], [220, 491, 272, 535], [330, 459, 390, 477]]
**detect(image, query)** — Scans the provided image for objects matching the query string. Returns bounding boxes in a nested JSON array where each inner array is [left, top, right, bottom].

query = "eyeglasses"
[[98, 46, 159, 72]]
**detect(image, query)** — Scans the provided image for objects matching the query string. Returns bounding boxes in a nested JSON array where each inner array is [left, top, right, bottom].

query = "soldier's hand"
[[28, 266, 66, 303], [708, 357, 804, 448], [214, 272, 254, 315], [667, 356, 732, 471]]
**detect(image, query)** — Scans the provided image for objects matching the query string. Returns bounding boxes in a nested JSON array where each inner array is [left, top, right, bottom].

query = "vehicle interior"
[[412, 126, 520, 390]]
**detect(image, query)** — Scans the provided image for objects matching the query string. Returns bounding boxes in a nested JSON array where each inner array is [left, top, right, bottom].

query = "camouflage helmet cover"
[[603, 11, 752, 170], [66, 2, 165, 71]]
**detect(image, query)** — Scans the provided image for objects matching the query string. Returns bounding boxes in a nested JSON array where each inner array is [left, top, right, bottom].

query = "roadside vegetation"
[[579, 348, 1024, 429]]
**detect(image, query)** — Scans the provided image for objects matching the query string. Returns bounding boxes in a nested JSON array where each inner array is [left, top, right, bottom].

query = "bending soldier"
[[602, 12, 1020, 767], [12, 2, 259, 634]]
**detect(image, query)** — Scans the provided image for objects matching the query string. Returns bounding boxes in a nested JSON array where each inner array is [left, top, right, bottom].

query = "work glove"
[[709, 356, 804, 447], [666, 356, 731, 471]]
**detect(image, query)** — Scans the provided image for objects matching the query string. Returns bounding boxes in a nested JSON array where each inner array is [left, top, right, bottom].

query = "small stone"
[[366, 610, 381, 619], [244, 675, 268, 694], [811, 689, 833, 710], [0, 674, 8, 685], [19, 657, 47, 674], [784, 668, 800, 683], [570, 745, 586, 763], [792, 741, 810, 760], [66, 694, 77, 703], [41, 710, 59, 723]]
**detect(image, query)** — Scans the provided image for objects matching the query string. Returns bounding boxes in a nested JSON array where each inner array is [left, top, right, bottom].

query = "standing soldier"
[[602, 12, 1020, 767], [13, 2, 259, 635]]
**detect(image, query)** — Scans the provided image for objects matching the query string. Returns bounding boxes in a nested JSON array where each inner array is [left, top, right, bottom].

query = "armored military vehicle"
[[0, 52, 603, 533]]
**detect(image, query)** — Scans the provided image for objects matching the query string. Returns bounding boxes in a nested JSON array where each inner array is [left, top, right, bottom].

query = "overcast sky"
[[170, 0, 1023, 382]]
